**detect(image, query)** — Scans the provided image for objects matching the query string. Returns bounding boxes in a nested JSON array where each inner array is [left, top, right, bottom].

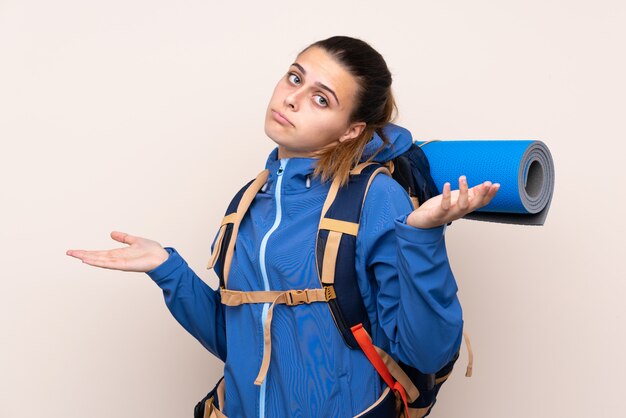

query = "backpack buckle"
[[286, 290, 310, 306]]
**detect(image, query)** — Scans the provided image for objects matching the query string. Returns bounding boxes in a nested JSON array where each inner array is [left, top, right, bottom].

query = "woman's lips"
[[272, 110, 294, 127]]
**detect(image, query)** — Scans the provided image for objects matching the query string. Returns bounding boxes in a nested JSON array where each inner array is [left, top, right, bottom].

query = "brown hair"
[[300, 36, 398, 187]]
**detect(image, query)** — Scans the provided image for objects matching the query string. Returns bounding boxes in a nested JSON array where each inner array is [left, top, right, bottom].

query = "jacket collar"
[[262, 147, 320, 195], [261, 123, 414, 195]]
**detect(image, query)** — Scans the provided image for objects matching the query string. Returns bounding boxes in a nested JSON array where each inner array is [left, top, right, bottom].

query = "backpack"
[[197, 138, 472, 418]]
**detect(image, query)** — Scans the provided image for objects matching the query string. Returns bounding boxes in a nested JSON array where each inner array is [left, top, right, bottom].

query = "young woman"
[[67, 36, 499, 417]]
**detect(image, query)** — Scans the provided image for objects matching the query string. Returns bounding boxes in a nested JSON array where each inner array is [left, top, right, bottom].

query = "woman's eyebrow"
[[290, 63, 340, 106]]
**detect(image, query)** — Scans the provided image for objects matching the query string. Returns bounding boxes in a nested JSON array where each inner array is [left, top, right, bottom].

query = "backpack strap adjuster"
[[324, 285, 336, 301]]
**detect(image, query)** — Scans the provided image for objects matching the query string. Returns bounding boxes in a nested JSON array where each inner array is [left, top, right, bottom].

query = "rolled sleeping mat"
[[414, 140, 555, 225]]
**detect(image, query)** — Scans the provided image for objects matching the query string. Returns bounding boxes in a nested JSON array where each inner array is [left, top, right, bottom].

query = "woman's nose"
[[284, 89, 302, 110]]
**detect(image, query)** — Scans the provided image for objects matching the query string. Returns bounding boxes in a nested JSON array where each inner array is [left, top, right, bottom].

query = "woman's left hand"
[[406, 175, 500, 229]]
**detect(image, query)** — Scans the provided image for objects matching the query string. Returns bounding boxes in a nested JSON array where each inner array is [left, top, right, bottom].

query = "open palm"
[[66, 231, 169, 272], [407, 175, 500, 229]]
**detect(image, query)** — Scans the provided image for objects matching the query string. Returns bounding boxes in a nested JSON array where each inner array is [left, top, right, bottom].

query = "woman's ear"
[[339, 121, 366, 143]]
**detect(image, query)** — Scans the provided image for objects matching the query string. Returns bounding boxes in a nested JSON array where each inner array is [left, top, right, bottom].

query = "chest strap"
[[220, 286, 336, 386]]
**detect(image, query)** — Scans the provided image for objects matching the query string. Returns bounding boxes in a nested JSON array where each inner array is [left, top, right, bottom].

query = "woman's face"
[[264, 46, 366, 159]]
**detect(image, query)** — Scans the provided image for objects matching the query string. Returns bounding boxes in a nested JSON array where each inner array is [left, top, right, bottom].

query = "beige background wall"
[[1, 1, 624, 417]]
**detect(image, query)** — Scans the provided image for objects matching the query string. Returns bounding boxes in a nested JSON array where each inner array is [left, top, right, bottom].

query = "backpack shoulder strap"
[[315, 162, 391, 349], [208, 169, 269, 288], [390, 141, 441, 210]]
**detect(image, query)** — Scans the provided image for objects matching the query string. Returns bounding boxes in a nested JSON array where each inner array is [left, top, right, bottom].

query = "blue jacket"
[[146, 128, 463, 417]]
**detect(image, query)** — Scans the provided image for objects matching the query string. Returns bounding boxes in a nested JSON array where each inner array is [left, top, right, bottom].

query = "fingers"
[[67, 249, 93, 259], [468, 180, 500, 210], [458, 176, 469, 210], [67, 231, 139, 262], [66, 249, 82, 258], [484, 182, 500, 203], [80, 253, 128, 271], [111, 231, 137, 245], [67, 249, 112, 259], [439, 176, 500, 217], [66, 249, 119, 268], [66, 248, 129, 270], [441, 182, 451, 210]]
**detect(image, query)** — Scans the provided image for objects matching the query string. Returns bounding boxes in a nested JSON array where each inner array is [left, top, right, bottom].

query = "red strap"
[[392, 381, 409, 416], [351, 324, 410, 416]]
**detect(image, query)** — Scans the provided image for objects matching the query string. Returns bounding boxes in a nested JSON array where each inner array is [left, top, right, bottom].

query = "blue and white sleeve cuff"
[[145, 247, 186, 284]]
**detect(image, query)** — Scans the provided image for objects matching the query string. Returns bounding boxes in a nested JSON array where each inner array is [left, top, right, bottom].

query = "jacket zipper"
[[258, 158, 288, 418]]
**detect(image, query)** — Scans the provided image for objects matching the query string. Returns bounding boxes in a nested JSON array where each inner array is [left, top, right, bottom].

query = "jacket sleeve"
[[145, 234, 227, 362], [356, 174, 463, 374]]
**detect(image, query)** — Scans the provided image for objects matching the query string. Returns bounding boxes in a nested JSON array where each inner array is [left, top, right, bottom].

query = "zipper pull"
[[277, 158, 288, 176]]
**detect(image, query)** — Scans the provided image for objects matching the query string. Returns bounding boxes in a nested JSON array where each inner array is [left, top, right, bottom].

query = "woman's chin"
[[264, 123, 288, 146]]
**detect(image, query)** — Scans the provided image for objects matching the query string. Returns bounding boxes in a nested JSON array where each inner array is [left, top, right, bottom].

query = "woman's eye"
[[314, 95, 328, 107], [288, 73, 300, 84]]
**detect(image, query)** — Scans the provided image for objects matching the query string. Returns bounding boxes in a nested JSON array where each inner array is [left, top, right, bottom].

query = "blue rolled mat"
[[414, 139, 555, 225]]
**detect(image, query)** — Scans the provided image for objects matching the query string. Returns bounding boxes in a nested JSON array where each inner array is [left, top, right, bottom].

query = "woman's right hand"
[[66, 231, 170, 272]]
